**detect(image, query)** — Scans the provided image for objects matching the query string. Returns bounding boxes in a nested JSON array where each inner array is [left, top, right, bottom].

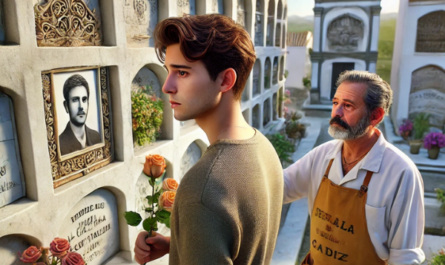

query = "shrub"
[[267, 133, 295, 166]]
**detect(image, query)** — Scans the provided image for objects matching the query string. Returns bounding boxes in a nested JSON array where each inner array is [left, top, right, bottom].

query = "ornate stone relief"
[[125, 0, 157, 47], [409, 65, 445, 128], [416, 11, 445, 53], [327, 14, 364, 51], [34, 0, 102, 47], [177, 0, 195, 16], [237, 0, 245, 27]]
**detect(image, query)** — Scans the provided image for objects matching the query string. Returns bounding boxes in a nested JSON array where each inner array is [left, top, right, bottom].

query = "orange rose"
[[143, 154, 167, 178], [50, 237, 70, 258], [62, 252, 85, 265], [159, 191, 176, 212], [20, 246, 42, 263], [162, 178, 178, 191]]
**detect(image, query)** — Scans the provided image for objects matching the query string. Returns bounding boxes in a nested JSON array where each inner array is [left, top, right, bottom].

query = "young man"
[[134, 14, 283, 264], [59, 74, 101, 155], [284, 71, 425, 265]]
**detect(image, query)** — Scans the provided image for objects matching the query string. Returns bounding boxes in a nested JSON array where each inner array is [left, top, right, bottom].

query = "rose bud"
[[159, 191, 176, 212], [143, 154, 167, 178], [50, 237, 70, 258], [19, 246, 42, 263], [62, 252, 85, 265], [162, 178, 178, 191]]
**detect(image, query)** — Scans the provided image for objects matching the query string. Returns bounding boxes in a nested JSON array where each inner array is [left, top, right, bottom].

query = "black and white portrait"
[[53, 69, 103, 157]]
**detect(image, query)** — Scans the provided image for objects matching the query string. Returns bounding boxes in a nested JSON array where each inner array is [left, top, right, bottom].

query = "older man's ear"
[[371, 107, 385, 127]]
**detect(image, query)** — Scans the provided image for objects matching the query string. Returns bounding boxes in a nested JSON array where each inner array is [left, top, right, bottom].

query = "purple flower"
[[424, 132, 445, 149], [399, 119, 413, 134]]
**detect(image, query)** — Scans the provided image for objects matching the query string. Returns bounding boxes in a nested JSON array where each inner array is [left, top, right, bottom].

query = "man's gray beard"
[[328, 115, 371, 140]]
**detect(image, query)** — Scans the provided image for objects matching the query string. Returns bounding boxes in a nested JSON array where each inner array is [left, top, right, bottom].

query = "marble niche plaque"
[[327, 14, 364, 51], [180, 141, 202, 179], [0, 93, 25, 208], [409, 66, 445, 128], [416, 11, 445, 53], [60, 189, 119, 265], [125, 0, 158, 47]]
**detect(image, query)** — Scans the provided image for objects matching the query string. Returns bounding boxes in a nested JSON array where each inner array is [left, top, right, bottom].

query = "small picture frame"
[[41, 66, 113, 188]]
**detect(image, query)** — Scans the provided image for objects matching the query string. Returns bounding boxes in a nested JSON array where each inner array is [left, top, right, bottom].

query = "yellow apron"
[[301, 159, 387, 265]]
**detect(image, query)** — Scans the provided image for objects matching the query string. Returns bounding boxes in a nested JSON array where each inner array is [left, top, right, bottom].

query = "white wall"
[[285, 46, 311, 88]]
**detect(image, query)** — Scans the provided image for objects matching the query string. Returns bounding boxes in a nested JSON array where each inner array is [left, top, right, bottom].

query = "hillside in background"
[[287, 15, 313, 33]]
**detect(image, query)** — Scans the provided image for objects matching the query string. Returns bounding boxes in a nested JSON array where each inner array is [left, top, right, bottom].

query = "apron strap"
[[359, 170, 374, 197], [323, 159, 335, 178]]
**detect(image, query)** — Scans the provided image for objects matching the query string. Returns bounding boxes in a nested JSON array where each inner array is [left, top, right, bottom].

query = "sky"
[[288, 0, 400, 17]]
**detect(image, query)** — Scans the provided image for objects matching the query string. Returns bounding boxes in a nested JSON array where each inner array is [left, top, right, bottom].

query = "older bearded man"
[[284, 71, 425, 265]]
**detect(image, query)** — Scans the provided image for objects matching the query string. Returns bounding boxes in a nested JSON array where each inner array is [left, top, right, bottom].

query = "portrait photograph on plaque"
[[41, 66, 113, 188]]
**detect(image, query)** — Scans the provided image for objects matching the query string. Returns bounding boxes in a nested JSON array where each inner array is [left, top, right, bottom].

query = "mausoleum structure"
[[390, 0, 445, 131], [285, 31, 313, 89], [309, 0, 381, 104], [0, 0, 288, 264]]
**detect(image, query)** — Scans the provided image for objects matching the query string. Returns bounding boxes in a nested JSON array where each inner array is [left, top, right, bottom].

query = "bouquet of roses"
[[19, 237, 86, 265], [124, 154, 178, 236]]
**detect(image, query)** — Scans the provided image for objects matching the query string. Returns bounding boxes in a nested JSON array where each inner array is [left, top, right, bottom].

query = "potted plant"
[[409, 113, 431, 154], [424, 132, 445, 159], [398, 119, 413, 140]]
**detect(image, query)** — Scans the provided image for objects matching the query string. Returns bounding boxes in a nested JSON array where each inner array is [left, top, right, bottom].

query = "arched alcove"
[[252, 104, 260, 129], [266, 0, 275, 46], [177, 0, 196, 16], [253, 59, 261, 96], [263, 98, 271, 126], [409, 65, 445, 128], [416, 10, 445, 53], [242, 108, 250, 124], [265, 57, 271, 89], [282, 24, 286, 48], [277, 0, 283, 20], [273, 92, 278, 120], [254, 0, 264, 46], [180, 140, 205, 179], [283, 5, 287, 20], [327, 13, 364, 52], [279, 56, 284, 81], [59, 188, 120, 265], [131, 65, 171, 149], [275, 23, 281, 47], [0, 91, 25, 208], [242, 84, 250, 102], [273, 57, 279, 84], [0, 234, 42, 264], [125, 0, 158, 47]]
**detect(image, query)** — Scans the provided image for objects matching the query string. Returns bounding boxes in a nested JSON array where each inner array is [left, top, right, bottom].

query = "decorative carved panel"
[[42, 67, 113, 188], [34, 0, 102, 47], [237, 0, 245, 27], [416, 11, 445, 53], [327, 14, 364, 51], [409, 65, 445, 128], [177, 0, 195, 16], [125, 0, 158, 47]]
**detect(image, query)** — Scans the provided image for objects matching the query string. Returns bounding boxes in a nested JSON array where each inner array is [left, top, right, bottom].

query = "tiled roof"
[[287, 31, 313, 47]]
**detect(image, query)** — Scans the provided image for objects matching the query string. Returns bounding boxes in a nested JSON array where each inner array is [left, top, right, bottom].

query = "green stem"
[[149, 177, 154, 237]]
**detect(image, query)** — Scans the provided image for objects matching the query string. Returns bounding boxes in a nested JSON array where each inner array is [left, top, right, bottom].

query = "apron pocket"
[[365, 204, 389, 260]]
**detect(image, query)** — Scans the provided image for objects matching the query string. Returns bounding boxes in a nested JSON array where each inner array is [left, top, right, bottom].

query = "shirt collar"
[[324, 129, 388, 173]]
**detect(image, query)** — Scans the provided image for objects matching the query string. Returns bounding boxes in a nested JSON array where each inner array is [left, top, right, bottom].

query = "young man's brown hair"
[[154, 14, 256, 100]]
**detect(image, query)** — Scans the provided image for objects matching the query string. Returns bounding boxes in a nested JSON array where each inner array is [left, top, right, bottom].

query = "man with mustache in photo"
[[133, 14, 283, 265], [59, 74, 101, 156], [284, 71, 425, 265]]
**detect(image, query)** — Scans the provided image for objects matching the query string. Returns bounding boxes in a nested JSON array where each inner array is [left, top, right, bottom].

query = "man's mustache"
[[330, 116, 350, 129], [77, 111, 86, 116]]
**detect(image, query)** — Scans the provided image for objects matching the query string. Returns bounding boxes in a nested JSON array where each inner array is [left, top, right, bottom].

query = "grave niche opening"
[[124, 0, 158, 47], [266, 0, 274, 46], [254, 0, 264, 46], [327, 14, 364, 51], [273, 57, 278, 85], [59, 188, 119, 265], [265, 57, 271, 89], [263, 98, 271, 127], [253, 59, 261, 96], [409, 65, 445, 129], [252, 104, 260, 129], [180, 141, 204, 179], [416, 11, 445, 53], [0, 234, 41, 265], [0, 0, 5, 44], [0, 92, 25, 208], [273, 92, 278, 120]]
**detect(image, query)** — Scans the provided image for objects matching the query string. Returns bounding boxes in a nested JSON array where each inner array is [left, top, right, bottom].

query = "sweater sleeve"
[[174, 202, 235, 265], [387, 167, 425, 265]]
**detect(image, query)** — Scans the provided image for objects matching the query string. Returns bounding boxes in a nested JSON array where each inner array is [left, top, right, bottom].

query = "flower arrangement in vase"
[[124, 154, 178, 237], [19, 237, 86, 265], [398, 119, 413, 140], [424, 132, 445, 159], [409, 113, 431, 154]]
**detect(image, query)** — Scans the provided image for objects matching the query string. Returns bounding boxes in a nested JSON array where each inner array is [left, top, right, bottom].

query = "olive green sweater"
[[169, 130, 284, 265]]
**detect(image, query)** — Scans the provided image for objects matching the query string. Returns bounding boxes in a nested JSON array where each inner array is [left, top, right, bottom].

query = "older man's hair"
[[63, 74, 90, 101], [336, 70, 393, 125]]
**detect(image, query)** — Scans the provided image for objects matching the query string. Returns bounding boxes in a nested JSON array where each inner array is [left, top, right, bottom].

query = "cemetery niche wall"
[[0, 93, 25, 208], [416, 10, 445, 53], [42, 66, 113, 188], [125, 0, 158, 47]]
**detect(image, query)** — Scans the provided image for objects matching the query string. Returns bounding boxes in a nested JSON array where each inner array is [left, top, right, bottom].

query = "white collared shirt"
[[283, 132, 425, 265]]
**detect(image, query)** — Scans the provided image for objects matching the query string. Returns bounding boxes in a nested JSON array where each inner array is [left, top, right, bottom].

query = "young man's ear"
[[63, 101, 69, 113], [219, 68, 237, 93], [370, 107, 385, 127]]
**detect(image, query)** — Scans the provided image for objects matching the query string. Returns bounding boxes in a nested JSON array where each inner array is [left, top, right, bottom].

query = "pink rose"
[[162, 178, 178, 191], [159, 191, 176, 212], [50, 237, 70, 258], [62, 252, 85, 265], [19, 246, 42, 263]]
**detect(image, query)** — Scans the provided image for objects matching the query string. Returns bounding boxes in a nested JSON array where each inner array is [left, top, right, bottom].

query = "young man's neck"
[[195, 95, 254, 144], [70, 121, 86, 143]]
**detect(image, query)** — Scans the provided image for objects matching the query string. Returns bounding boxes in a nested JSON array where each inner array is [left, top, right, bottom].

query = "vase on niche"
[[409, 140, 422, 154], [428, 146, 440, 160]]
